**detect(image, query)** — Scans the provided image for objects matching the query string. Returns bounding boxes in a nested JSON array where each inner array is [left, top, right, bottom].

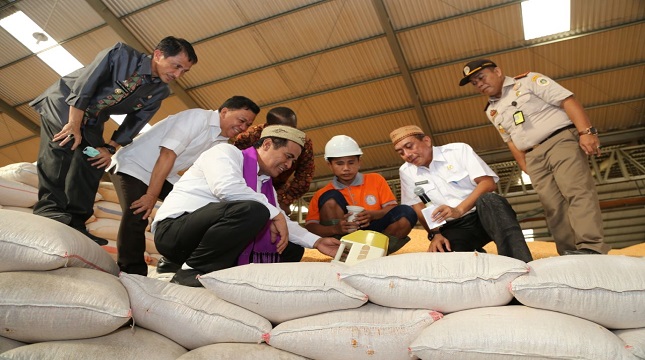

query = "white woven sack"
[[0, 206, 32, 214], [176, 343, 307, 360], [0, 327, 187, 360], [0, 178, 37, 207], [511, 255, 645, 329], [339, 252, 529, 313], [0, 162, 38, 188], [614, 328, 645, 359], [97, 181, 119, 203], [119, 273, 272, 349], [199, 262, 367, 324], [0, 336, 26, 353], [409, 306, 634, 360], [85, 217, 120, 241], [101, 239, 118, 262], [268, 303, 441, 360], [0, 267, 131, 342], [93, 200, 123, 220], [0, 210, 119, 274]]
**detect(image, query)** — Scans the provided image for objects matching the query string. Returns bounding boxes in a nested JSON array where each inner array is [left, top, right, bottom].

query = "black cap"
[[458, 59, 497, 86]]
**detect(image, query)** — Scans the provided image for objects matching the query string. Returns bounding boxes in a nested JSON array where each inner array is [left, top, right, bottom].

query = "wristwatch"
[[103, 144, 117, 155], [579, 127, 598, 136], [427, 229, 441, 241]]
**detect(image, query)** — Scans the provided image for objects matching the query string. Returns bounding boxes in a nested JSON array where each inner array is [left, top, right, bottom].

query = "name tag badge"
[[414, 180, 429, 186], [513, 111, 525, 125]]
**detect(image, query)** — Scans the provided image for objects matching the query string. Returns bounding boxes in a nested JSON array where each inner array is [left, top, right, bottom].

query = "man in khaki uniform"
[[459, 59, 610, 255]]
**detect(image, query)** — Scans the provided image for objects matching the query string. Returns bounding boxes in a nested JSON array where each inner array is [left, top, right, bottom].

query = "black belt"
[[525, 125, 576, 153]]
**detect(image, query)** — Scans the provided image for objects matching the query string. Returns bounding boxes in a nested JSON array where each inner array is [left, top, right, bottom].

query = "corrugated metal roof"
[[0, 57, 58, 104], [14, 0, 105, 40]]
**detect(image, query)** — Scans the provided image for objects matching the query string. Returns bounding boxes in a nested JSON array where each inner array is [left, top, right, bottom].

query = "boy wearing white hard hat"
[[305, 135, 417, 254]]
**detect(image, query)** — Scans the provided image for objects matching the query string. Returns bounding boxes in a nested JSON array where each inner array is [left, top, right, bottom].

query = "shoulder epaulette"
[[514, 71, 530, 79]]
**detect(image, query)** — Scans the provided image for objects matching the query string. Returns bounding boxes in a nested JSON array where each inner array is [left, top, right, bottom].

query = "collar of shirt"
[[139, 55, 162, 83], [488, 76, 515, 103], [140, 55, 152, 75], [331, 172, 364, 189], [413, 147, 446, 174], [210, 109, 229, 142], [259, 173, 271, 184]]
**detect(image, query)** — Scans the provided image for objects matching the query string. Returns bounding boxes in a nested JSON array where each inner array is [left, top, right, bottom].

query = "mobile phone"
[[82, 146, 100, 157]]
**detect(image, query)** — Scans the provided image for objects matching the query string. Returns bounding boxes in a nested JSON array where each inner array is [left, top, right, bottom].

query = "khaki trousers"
[[525, 128, 610, 254]]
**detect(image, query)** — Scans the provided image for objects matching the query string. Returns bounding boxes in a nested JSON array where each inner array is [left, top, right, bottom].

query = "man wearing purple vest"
[[152, 125, 340, 287]]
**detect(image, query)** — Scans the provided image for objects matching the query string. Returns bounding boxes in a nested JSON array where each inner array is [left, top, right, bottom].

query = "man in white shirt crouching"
[[152, 125, 340, 286]]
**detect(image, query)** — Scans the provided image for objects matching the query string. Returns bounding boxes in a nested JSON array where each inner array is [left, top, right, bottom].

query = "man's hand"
[[271, 212, 289, 253], [337, 213, 359, 234], [55, 106, 84, 150], [353, 210, 372, 229], [87, 147, 112, 169], [579, 134, 602, 156], [130, 193, 157, 220], [53, 124, 82, 150], [431, 205, 464, 223], [314, 237, 341, 258], [428, 234, 451, 253]]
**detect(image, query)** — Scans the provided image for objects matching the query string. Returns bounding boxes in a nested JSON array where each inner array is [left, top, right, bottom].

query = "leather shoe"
[[73, 226, 109, 246], [386, 236, 411, 255], [156, 256, 181, 274], [563, 248, 601, 255], [170, 269, 203, 287]]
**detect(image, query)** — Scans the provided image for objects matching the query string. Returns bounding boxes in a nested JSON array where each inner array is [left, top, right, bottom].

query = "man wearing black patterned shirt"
[[30, 36, 197, 244]]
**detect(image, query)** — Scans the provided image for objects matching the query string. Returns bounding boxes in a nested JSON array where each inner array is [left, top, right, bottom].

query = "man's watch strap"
[[579, 127, 598, 136], [103, 144, 116, 155], [427, 229, 441, 241]]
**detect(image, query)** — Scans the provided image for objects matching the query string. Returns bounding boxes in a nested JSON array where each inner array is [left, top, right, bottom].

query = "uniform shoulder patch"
[[514, 71, 530, 79]]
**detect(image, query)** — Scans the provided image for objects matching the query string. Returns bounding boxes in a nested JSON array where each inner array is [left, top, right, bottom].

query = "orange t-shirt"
[[305, 173, 397, 224]]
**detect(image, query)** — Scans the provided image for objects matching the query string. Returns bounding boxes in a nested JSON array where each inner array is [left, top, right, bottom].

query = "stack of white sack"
[[1, 209, 644, 359], [0, 161, 102, 221], [0, 162, 39, 212], [91, 181, 163, 266], [0, 210, 186, 359], [0, 209, 304, 359], [345, 253, 644, 360]]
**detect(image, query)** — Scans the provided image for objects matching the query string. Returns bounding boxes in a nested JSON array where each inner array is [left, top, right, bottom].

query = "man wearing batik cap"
[[390, 125, 533, 262], [152, 125, 341, 287], [459, 58, 609, 256]]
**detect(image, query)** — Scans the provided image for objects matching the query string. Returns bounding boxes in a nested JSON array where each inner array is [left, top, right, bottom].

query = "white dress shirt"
[[399, 143, 499, 216], [151, 143, 319, 248], [109, 109, 228, 185]]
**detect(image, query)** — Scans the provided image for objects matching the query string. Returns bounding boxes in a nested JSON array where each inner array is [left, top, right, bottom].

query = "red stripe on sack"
[[64, 252, 111, 273]]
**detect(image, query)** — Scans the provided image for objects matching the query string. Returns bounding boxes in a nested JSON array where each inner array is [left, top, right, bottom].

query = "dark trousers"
[[33, 115, 103, 228], [318, 189, 418, 233], [109, 171, 174, 275], [154, 201, 305, 274], [441, 193, 533, 263]]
